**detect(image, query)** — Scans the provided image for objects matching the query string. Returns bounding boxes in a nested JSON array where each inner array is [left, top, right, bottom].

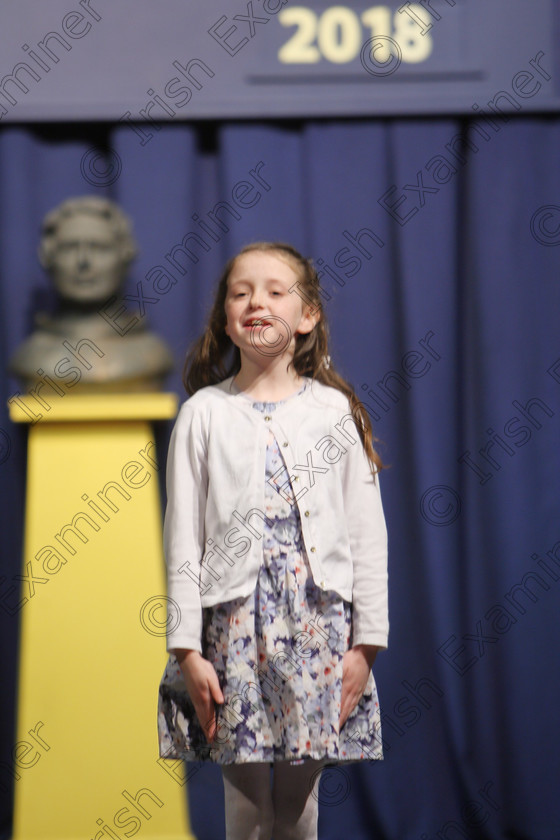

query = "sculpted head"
[[39, 196, 138, 304]]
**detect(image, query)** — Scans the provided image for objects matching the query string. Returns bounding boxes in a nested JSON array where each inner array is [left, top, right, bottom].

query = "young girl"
[[158, 242, 388, 840]]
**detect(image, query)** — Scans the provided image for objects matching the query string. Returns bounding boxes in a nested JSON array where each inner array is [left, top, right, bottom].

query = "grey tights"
[[221, 760, 326, 840]]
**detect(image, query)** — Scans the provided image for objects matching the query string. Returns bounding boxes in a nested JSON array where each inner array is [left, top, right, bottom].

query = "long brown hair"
[[183, 242, 384, 472]]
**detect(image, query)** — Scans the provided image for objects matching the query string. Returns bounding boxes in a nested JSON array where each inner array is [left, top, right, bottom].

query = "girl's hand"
[[173, 649, 225, 743], [339, 645, 380, 730]]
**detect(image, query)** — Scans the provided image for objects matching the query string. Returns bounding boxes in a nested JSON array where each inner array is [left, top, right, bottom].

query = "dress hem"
[[158, 750, 384, 766]]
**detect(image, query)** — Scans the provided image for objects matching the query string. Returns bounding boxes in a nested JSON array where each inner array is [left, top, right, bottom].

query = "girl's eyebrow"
[[229, 276, 289, 286]]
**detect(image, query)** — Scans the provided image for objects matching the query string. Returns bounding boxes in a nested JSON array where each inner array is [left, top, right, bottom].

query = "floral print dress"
[[158, 383, 382, 765]]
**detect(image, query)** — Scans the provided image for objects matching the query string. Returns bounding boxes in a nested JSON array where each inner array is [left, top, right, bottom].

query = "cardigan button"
[[282, 441, 288, 447], [320, 580, 326, 589], [304, 510, 310, 517], [264, 415, 272, 422], [310, 546, 316, 552]]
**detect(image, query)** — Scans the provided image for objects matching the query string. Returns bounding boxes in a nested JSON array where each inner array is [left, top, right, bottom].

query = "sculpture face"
[[49, 213, 125, 303]]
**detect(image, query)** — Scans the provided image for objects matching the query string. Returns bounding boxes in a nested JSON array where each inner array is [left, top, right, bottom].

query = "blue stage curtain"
[[1, 116, 559, 840]]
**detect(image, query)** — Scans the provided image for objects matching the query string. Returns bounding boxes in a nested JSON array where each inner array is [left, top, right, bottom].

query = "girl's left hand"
[[339, 645, 380, 730]]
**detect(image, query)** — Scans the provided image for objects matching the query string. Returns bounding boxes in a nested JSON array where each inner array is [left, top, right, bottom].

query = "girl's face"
[[224, 250, 317, 362]]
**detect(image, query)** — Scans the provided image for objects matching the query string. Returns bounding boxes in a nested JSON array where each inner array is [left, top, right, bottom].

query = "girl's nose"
[[249, 291, 264, 309]]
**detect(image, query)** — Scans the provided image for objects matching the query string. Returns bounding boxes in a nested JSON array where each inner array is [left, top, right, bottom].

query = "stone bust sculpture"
[[9, 196, 173, 393]]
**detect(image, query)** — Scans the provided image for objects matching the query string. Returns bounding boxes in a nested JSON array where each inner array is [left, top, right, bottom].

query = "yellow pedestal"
[[9, 394, 194, 840]]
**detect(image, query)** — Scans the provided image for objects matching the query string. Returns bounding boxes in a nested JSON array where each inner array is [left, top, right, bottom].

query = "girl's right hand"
[[173, 649, 225, 743]]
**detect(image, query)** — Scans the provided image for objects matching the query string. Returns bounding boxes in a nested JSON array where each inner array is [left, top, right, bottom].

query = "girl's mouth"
[[244, 319, 272, 327]]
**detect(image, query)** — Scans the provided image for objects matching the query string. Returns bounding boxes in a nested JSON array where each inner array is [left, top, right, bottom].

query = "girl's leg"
[[222, 763, 274, 840], [271, 759, 326, 840]]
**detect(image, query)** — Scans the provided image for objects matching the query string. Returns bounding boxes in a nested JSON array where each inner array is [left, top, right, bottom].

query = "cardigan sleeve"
[[341, 428, 389, 649], [164, 401, 208, 653]]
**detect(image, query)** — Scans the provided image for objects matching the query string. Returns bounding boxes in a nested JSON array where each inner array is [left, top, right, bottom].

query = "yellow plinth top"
[[9, 392, 179, 423]]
